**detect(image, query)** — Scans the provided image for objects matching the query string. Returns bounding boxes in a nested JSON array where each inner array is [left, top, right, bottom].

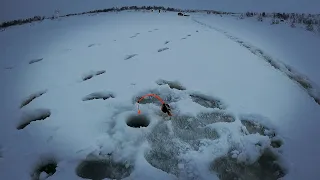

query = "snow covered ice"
[[1, 8, 320, 180]]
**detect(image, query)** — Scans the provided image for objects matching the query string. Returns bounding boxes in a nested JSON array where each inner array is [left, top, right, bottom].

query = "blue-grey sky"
[[1, 0, 319, 22]]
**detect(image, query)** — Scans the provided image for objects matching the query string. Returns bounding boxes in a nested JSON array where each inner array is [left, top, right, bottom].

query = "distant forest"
[[1, 5, 319, 32]]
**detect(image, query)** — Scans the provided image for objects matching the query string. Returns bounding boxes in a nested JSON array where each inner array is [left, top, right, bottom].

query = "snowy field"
[[1, 11, 320, 180]]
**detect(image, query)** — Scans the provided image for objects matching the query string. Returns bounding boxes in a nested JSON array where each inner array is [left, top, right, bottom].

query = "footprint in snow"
[[29, 58, 44, 65], [17, 109, 51, 130], [157, 47, 169, 53], [124, 54, 138, 60], [4, 66, 14, 70], [189, 92, 225, 109], [88, 43, 101, 48], [130, 33, 140, 38], [20, 90, 47, 108], [156, 79, 186, 90], [82, 91, 115, 101], [181, 35, 191, 40], [62, 48, 72, 52], [82, 70, 106, 81]]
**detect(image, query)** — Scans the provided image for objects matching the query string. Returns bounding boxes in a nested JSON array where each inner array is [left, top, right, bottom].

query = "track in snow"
[[193, 18, 320, 106]]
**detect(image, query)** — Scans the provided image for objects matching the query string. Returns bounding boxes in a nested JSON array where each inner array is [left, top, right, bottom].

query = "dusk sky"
[[1, 0, 319, 22]]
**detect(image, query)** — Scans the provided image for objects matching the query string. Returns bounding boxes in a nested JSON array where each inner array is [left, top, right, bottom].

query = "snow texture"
[[1, 10, 320, 180]]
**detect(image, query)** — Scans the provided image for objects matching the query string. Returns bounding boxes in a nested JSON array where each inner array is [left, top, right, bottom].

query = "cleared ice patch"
[[17, 109, 51, 130], [20, 90, 47, 108], [170, 115, 219, 151], [145, 109, 236, 177], [145, 121, 183, 177], [203, 113, 288, 179], [76, 155, 133, 180], [196, 110, 236, 125], [210, 148, 286, 180], [240, 114, 283, 148], [82, 91, 115, 101]]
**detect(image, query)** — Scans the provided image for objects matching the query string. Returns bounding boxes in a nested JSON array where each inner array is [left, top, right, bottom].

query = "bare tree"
[[257, 14, 263, 22]]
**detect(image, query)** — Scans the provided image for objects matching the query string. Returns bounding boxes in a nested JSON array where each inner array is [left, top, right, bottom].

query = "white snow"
[[1, 10, 320, 180], [193, 14, 320, 87], [39, 171, 48, 180]]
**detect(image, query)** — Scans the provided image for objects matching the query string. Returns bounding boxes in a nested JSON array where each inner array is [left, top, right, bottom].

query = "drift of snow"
[[1, 10, 320, 180]]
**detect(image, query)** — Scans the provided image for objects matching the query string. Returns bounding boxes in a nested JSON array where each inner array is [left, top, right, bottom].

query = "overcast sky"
[[1, 0, 319, 22]]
